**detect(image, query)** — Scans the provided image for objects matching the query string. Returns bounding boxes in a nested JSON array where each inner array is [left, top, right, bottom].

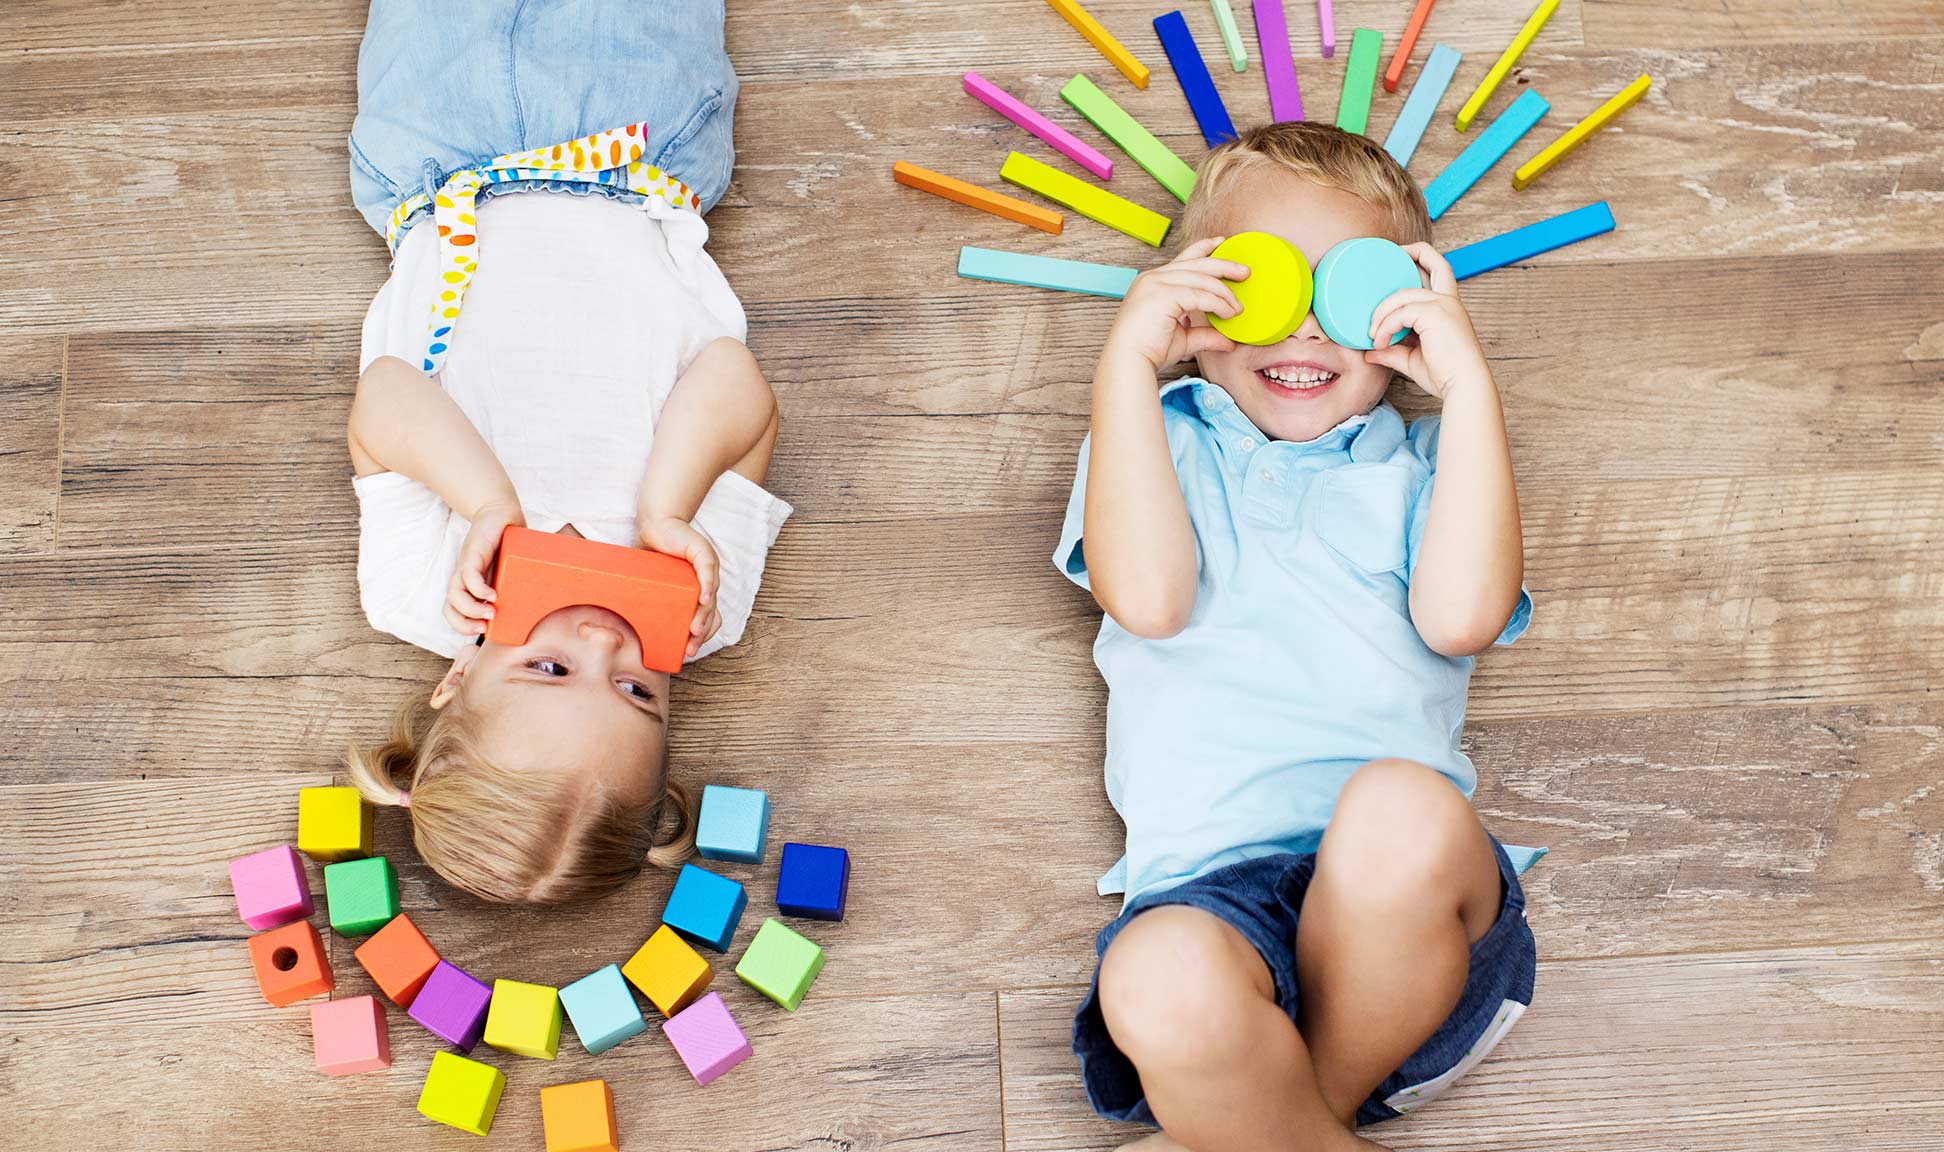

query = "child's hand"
[[445, 498, 524, 636], [1364, 243, 1493, 400], [1102, 237, 1247, 374], [638, 516, 722, 659]]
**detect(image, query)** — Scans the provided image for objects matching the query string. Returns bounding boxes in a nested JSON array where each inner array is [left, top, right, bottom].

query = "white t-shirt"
[[354, 191, 792, 661]]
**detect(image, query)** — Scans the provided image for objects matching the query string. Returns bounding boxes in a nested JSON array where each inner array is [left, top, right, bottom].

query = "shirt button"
[[1261, 468, 1276, 483], [1238, 436, 1257, 452]]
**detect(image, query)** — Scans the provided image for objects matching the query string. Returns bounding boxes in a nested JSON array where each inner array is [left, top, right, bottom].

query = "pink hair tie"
[[398, 790, 412, 809]]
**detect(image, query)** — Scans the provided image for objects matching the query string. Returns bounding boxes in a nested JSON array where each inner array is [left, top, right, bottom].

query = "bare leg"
[[1295, 759, 1505, 1124], [1097, 905, 1389, 1152]]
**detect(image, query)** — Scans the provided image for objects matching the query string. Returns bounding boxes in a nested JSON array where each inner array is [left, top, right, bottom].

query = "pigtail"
[[344, 695, 427, 811], [646, 776, 698, 869]]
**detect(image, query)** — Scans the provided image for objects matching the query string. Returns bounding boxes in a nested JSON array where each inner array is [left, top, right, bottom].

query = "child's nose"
[[1292, 311, 1330, 343], [576, 620, 626, 651]]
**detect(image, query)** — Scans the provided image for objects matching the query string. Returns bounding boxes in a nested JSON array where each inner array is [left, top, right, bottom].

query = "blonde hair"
[[1182, 121, 1432, 246], [345, 695, 696, 905]]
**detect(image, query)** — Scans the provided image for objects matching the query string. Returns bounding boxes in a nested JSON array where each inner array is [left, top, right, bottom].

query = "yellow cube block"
[[298, 786, 372, 862], [484, 978, 561, 1059], [621, 924, 713, 1017], [541, 1079, 618, 1152], [417, 1051, 505, 1136]]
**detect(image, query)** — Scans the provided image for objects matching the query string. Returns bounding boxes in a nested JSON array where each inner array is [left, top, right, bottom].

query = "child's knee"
[[1327, 758, 1488, 894], [1097, 906, 1271, 1068]]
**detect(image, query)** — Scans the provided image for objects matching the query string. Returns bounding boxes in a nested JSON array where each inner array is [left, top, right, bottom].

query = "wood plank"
[[1585, 0, 1944, 47], [999, 941, 1944, 1150], [0, 337, 63, 553], [0, 995, 1000, 1150], [0, 1, 363, 52]]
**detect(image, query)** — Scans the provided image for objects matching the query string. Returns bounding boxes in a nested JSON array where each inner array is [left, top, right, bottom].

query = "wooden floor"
[[3, 0, 1942, 1148]]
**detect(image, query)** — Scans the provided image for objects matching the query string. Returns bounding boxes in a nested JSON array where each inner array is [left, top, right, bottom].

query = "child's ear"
[[430, 644, 480, 709]]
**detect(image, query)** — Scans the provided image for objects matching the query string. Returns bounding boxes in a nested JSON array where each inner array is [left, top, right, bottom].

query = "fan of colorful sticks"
[[894, 0, 1652, 298]]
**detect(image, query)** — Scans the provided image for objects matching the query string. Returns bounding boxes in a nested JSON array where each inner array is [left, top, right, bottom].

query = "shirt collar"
[[1161, 377, 1405, 461]]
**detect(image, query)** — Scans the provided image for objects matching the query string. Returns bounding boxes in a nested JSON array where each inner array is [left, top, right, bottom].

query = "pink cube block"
[[229, 844, 313, 930], [311, 995, 391, 1076], [661, 992, 751, 1086]]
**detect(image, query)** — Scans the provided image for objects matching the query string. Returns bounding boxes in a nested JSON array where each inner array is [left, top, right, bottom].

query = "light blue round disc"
[[1310, 237, 1420, 350]]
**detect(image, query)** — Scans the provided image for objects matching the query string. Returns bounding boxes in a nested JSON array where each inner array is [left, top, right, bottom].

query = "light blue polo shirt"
[[1055, 379, 1531, 907]]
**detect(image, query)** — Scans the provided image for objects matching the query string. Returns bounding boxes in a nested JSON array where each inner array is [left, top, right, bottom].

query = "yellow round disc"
[[1207, 232, 1314, 346]]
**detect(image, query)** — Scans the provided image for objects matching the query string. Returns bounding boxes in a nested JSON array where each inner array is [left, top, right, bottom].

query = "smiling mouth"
[[1256, 362, 1340, 395]]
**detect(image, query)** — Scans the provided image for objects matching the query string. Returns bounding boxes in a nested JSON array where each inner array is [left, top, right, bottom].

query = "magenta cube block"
[[661, 991, 751, 1086], [408, 960, 492, 1052], [229, 844, 313, 930]]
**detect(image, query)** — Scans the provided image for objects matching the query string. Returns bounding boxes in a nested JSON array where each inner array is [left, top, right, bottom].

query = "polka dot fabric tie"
[[384, 123, 703, 375]]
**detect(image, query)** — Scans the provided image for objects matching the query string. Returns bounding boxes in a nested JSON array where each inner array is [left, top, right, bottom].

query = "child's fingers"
[[461, 558, 497, 604], [1157, 277, 1241, 319], [1181, 324, 1239, 358], [1368, 289, 1444, 345], [1363, 343, 1417, 376], [1399, 242, 1460, 295], [1166, 256, 1253, 283], [1172, 235, 1227, 263], [686, 543, 719, 607]]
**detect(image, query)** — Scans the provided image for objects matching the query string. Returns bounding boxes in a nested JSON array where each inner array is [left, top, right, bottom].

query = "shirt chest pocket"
[[1308, 463, 1415, 577]]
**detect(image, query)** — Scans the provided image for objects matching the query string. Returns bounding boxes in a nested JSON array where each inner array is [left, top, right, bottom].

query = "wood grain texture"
[[1584, 0, 1944, 47], [0, 337, 63, 553], [999, 941, 1944, 1150]]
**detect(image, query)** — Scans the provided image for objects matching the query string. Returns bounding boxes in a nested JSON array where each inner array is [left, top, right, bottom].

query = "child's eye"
[[526, 659, 568, 677], [618, 680, 652, 700]]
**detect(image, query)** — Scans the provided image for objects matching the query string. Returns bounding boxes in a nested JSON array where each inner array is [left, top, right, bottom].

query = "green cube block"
[[734, 918, 825, 1011], [417, 1050, 505, 1136], [323, 855, 398, 936]]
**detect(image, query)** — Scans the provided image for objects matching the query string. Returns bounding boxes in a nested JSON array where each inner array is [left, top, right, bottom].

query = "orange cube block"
[[540, 1079, 619, 1152], [248, 920, 334, 1007], [354, 913, 441, 1007], [486, 526, 700, 673]]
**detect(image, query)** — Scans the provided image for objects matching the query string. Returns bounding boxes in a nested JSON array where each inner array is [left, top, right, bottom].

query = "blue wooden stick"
[[957, 247, 1140, 298], [1445, 202, 1615, 280], [1154, 11, 1237, 147], [1382, 43, 1461, 168], [1422, 87, 1549, 220]]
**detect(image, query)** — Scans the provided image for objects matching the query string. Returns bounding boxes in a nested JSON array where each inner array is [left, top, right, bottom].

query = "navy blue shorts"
[[1072, 836, 1536, 1128]]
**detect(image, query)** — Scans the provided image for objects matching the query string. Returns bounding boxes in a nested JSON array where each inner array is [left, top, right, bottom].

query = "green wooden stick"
[[1335, 28, 1382, 135], [1208, 0, 1247, 71], [1060, 73, 1198, 202]]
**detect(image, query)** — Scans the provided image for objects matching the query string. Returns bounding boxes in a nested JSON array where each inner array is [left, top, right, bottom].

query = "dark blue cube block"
[[776, 843, 850, 922]]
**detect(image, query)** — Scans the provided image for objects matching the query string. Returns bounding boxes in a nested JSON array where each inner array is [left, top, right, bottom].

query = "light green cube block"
[[735, 918, 825, 1011], [322, 855, 398, 936], [417, 1051, 505, 1136], [484, 978, 562, 1059]]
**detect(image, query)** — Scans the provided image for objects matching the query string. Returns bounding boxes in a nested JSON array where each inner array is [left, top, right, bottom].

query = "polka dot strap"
[[383, 123, 703, 376]]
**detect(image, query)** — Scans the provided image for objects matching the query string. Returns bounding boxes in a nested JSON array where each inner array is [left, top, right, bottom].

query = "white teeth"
[[1260, 365, 1338, 387]]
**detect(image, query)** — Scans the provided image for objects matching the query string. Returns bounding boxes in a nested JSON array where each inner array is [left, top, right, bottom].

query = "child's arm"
[[348, 355, 524, 635], [1083, 238, 1247, 638], [1366, 244, 1525, 657], [636, 337, 780, 658]]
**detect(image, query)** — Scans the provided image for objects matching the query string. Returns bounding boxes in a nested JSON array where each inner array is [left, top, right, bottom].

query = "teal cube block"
[[559, 963, 647, 1055], [662, 864, 746, 952], [323, 855, 398, 936], [695, 785, 770, 863]]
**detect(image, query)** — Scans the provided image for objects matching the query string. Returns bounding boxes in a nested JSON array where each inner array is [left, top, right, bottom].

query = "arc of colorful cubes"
[[662, 864, 747, 952], [542, 1080, 619, 1152], [418, 1050, 505, 1136], [662, 991, 752, 1086], [311, 994, 391, 1076], [485, 978, 563, 1059], [622, 924, 715, 1017], [695, 784, 771, 863], [229, 844, 313, 930], [354, 912, 440, 1007], [777, 843, 851, 921], [248, 919, 334, 1006], [323, 855, 399, 936], [410, 959, 493, 1051], [297, 786, 371, 862], [736, 918, 826, 1011], [560, 964, 648, 1055]]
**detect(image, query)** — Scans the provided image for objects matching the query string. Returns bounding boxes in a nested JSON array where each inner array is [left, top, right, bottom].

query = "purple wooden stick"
[[1318, 0, 1336, 56], [1256, 0, 1304, 121]]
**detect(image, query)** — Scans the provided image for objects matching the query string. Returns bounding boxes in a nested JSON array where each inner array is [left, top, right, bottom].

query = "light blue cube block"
[[663, 864, 747, 953], [695, 785, 770, 864], [558, 963, 647, 1055]]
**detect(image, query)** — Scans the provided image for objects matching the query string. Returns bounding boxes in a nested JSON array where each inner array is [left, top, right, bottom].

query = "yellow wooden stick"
[[1001, 152, 1171, 246], [1044, 0, 1151, 89], [1454, 0, 1558, 132], [1512, 74, 1650, 189]]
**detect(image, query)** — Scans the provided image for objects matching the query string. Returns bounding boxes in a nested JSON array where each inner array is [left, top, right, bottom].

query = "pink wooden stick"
[[963, 72, 1114, 181], [1318, 0, 1335, 56], [1255, 0, 1304, 122]]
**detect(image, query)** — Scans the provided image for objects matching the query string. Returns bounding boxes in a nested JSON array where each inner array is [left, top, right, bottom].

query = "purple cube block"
[[408, 960, 492, 1051], [228, 844, 313, 930], [661, 992, 751, 1086]]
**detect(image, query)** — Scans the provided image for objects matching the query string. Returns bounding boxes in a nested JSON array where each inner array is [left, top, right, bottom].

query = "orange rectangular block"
[[541, 1080, 618, 1152], [486, 526, 700, 674], [354, 913, 441, 1007], [893, 161, 1063, 234], [248, 920, 334, 1007]]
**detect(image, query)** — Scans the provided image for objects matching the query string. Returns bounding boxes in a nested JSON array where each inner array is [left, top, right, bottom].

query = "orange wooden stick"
[[486, 526, 700, 674], [1384, 0, 1437, 92], [893, 160, 1064, 234]]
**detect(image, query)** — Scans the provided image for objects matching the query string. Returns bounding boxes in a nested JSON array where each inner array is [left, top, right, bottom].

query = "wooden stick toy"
[[1154, 11, 1237, 147], [1444, 201, 1615, 280], [1455, 0, 1558, 132], [485, 525, 699, 674], [1060, 74, 1197, 202], [1000, 152, 1171, 246], [1317, 0, 1335, 57], [958, 246, 1141, 298], [1513, 74, 1651, 189], [1334, 28, 1381, 135], [893, 160, 1064, 234], [1382, 43, 1461, 168], [1043, 0, 1150, 89], [1253, 0, 1304, 121], [962, 71, 1113, 180], [1384, 0, 1438, 92], [1424, 87, 1549, 220], [1208, 0, 1248, 71]]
